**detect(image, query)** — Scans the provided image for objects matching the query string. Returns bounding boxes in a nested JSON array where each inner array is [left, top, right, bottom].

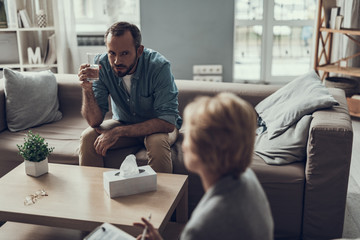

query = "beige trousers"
[[79, 119, 178, 173]]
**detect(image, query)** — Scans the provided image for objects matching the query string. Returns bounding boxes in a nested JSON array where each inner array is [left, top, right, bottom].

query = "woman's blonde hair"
[[183, 92, 257, 177]]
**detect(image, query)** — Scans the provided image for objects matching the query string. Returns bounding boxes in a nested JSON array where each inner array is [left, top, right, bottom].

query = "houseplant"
[[17, 130, 54, 177]]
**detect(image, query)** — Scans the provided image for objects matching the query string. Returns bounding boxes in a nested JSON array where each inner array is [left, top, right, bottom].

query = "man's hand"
[[78, 63, 101, 89], [78, 63, 93, 89], [94, 128, 118, 156]]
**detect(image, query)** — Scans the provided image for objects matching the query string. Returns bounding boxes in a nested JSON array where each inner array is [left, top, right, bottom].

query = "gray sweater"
[[180, 169, 274, 240]]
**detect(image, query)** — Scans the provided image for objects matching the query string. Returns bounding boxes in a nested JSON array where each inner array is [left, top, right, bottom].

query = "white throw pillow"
[[255, 115, 312, 165], [255, 70, 338, 139], [3, 68, 62, 132]]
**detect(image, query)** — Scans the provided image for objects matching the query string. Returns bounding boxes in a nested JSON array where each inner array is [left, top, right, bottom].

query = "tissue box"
[[103, 165, 157, 198]]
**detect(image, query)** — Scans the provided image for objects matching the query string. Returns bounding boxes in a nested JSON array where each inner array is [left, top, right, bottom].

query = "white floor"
[[343, 118, 360, 238]]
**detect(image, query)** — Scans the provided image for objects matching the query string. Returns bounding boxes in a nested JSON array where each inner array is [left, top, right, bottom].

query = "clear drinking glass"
[[87, 53, 100, 81]]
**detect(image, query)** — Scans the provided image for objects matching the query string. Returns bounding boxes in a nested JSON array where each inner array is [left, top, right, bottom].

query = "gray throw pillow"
[[4, 68, 62, 132], [255, 70, 338, 139], [255, 115, 312, 165]]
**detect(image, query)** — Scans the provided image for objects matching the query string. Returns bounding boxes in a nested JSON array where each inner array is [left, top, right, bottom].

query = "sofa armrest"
[[303, 88, 353, 240], [0, 80, 7, 132]]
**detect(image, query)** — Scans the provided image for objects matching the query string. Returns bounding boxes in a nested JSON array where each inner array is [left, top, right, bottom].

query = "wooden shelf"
[[0, 27, 55, 32], [314, 0, 360, 80], [17, 27, 55, 32], [0, 0, 60, 73], [319, 28, 360, 35], [0, 63, 21, 69], [0, 28, 17, 32], [317, 65, 360, 77], [22, 64, 57, 68]]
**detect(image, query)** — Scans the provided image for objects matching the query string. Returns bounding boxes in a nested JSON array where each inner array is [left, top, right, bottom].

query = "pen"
[[141, 213, 152, 240]]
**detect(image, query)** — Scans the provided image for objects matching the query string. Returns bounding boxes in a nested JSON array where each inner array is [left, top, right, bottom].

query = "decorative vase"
[[24, 158, 48, 177], [36, 9, 46, 28]]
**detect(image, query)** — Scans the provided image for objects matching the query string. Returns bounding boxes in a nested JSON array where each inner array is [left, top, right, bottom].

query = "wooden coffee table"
[[0, 163, 188, 236]]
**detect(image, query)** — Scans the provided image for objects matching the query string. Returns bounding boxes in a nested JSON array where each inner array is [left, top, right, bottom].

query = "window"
[[234, 0, 317, 84], [73, 0, 140, 35]]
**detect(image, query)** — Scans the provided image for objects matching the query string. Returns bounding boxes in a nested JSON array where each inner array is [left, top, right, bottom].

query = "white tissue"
[[119, 154, 139, 177]]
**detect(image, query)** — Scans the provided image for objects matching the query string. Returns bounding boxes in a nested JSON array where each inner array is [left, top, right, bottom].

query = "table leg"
[[176, 180, 188, 223]]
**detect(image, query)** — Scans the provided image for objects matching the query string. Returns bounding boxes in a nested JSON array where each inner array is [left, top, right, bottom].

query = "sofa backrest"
[[175, 80, 280, 117], [54, 76, 282, 122], [55, 74, 112, 120], [55, 74, 83, 118]]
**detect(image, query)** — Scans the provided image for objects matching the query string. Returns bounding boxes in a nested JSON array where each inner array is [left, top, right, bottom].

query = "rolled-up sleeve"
[[92, 70, 110, 118], [152, 63, 180, 127]]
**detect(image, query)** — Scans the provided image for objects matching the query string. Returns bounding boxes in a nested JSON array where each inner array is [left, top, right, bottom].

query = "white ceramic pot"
[[24, 158, 48, 177]]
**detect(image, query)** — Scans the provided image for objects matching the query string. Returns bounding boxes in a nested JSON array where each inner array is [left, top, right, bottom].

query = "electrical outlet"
[[193, 76, 205, 81], [193, 65, 223, 75], [193, 65, 202, 75], [209, 65, 223, 74], [193, 75, 223, 82], [210, 76, 223, 82]]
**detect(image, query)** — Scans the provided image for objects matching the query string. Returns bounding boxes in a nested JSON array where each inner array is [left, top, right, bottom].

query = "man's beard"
[[112, 54, 138, 78]]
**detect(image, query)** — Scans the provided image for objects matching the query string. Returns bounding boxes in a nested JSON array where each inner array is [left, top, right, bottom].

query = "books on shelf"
[[322, 0, 336, 28], [4, 0, 17, 28], [329, 7, 340, 29], [17, 10, 22, 28], [44, 33, 56, 64], [0, 0, 7, 28], [18, 9, 31, 28]]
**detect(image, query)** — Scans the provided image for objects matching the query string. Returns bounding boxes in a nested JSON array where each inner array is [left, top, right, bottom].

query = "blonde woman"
[[134, 92, 274, 240]]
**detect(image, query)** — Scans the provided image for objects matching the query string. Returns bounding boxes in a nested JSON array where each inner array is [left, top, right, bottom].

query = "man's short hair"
[[183, 92, 257, 177], [104, 22, 142, 49]]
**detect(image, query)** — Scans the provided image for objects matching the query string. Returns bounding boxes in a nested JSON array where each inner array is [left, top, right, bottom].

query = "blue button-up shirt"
[[92, 48, 182, 129]]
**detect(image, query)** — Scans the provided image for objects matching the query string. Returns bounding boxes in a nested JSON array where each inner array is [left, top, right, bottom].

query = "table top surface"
[[0, 163, 188, 235]]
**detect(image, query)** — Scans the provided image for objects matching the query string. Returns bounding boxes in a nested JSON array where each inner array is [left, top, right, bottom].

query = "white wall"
[[78, 46, 106, 65], [140, 0, 235, 82]]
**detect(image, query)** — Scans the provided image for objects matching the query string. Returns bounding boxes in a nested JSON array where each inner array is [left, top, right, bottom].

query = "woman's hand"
[[133, 217, 163, 240]]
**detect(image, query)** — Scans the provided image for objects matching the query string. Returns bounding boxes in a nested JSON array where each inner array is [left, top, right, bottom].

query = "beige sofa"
[[0, 74, 353, 240]]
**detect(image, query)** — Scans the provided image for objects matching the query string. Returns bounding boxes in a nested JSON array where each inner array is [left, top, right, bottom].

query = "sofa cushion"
[[0, 114, 89, 165], [3, 68, 62, 132], [255, 70, 338, 139], [251, 154, 305, 239]]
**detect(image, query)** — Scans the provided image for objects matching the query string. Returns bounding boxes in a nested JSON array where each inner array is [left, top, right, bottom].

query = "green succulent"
[[17, 131, 54, 162]]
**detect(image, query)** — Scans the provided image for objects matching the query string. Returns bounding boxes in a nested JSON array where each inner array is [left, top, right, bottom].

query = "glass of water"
[[87, 53, 100, 81]]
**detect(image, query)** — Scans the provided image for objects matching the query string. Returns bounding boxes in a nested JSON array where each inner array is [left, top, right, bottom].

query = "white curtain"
[[55, 0, 79, 74]]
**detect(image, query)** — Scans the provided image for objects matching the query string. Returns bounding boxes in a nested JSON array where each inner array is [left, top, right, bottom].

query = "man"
[[78, 22, 182, 173]]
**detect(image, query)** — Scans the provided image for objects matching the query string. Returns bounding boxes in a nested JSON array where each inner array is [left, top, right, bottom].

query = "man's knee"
[[80, 127, 98, 148], [145, 133, 171, 150], [144, 133, 172, 173], [79, 127, 104, 167]]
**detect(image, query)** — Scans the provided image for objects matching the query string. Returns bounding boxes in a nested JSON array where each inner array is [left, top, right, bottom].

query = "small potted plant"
[[17, 130, 54, 177]]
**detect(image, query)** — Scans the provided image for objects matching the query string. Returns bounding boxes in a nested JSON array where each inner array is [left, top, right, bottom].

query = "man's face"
[[106, 31, 143, 78]]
